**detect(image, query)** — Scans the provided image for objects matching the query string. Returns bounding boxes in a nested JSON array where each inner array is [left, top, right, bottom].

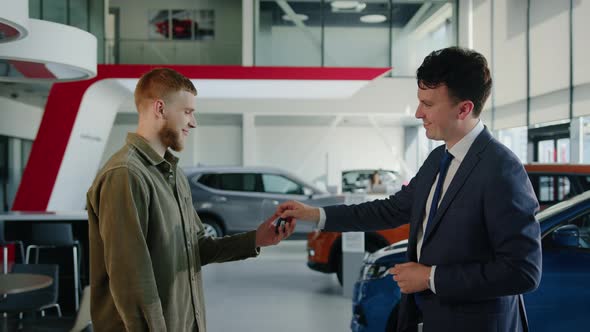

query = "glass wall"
[[255, 0, 322, 66], [471, 0, 590, 164], [29, 0, 105, 63], [0, 136, 33, 212], [496, 126, 528, 164], [324, 0, 390, 67], [577, 116, 590, 163], [107, 0, 242, 65], [254, 0, 457, 75], [391, 0, 455, 76], [29, 0, 90, 29]]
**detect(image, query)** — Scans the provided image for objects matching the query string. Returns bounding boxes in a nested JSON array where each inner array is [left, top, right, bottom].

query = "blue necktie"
[[424, 149, 454, 238], [415, 149, 454, 311]]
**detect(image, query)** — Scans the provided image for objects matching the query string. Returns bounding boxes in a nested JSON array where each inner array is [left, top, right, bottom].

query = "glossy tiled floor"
[[202, 240, 352, 332]]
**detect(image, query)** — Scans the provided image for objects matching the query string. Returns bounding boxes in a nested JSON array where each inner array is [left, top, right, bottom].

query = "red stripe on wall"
[[12, 65, 390, 211], [10, 60, 57, 79], [12, 79, 97, 211]]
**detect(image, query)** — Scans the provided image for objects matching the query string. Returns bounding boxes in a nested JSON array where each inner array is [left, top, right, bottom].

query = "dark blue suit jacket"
[[324, 128, 542, 332]]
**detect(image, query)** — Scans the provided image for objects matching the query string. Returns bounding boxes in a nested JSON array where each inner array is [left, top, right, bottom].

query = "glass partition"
[[254, 0, 457, 75]]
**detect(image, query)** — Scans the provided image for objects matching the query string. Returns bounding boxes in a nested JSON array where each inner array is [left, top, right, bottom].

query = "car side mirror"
[[552, 224, 580, 248], [303, 187, 314, 198]]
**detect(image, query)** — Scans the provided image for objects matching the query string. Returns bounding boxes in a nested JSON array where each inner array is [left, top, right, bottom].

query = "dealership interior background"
[[1, 0, 590, 331]]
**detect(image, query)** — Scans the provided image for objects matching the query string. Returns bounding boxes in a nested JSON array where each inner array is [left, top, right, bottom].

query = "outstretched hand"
[[255, 213, 296, 247], [276, 200, 320, 223]]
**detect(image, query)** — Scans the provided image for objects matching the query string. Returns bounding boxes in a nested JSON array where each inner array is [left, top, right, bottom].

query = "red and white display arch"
[[12, 64, 390, 211]]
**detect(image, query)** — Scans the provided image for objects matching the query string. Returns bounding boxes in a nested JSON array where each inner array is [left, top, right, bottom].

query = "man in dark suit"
[[277, 47, 542, 332]]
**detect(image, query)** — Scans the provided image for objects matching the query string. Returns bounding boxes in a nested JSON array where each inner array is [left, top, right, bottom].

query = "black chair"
[[25, 224, 81, 310], [23, 286, 92, 332], [0, 264, 61, 320], [0, 220, 25, 274]]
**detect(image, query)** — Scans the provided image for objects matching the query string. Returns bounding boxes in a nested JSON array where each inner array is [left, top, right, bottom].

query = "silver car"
[[184, 166, 346, 237]]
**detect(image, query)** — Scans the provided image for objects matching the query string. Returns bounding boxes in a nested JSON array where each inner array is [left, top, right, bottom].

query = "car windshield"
[[536, 190, 590, 222]]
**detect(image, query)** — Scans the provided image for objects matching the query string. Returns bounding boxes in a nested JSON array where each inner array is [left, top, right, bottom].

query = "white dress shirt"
[[318, 120, 485, 293]]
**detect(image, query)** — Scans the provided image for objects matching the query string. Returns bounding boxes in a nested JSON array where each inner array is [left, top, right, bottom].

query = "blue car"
[[351, 190, 590, 332]]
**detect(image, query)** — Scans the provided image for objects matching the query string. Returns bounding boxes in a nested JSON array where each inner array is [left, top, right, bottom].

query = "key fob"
[[274, 217, 290, 235]]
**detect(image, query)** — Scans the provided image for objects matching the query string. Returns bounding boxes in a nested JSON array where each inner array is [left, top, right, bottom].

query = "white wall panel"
[[529, 0, 570, 97], [573, 83, 590, 117], [0, 97, 42, 140], [195, 125, 242, 167], [494, 100, 527, 130], [472, 0, 492, 61], [573, 1, 590, 116], [529, 89, 570, 125], [255, 126, 404, 188], [573, 0, 590, 86], [493, 0, 527, 108], [480, 105, 492, 128]]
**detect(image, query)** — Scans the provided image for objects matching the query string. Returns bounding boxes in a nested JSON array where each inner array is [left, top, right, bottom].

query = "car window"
[[538, 175, 571, 203], [218, 173, 259, 192], [342, 171, 371, 192], [197, 173, 220, 189], [379, 171, 398, 184], [262, 174, 303, 195]]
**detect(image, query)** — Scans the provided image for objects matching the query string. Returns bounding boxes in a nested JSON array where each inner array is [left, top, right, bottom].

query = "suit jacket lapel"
[[422, 127, 494, 245], [408, 148, 441, 261]]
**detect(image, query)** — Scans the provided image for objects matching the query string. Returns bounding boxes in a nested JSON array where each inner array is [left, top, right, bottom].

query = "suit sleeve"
[[93, 168, 167, 331], [323, 170, 418, 232], [434, 158, 542, 301], [193, 208, 260, 266]]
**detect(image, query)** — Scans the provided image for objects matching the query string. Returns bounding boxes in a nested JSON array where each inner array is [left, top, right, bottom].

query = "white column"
[[458, 0, 473, 49], [570, 117, 583, 164], [242, 114, 256, 166], [7, 138, 22, 209], [242, 0, 255, 66]]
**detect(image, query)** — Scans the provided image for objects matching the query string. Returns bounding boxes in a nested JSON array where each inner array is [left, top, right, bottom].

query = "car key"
[[274, 217, 290, 235]]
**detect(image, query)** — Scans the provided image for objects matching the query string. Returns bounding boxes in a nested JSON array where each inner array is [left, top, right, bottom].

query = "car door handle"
[[212, 196, 227, 202], [272, 200, 279, 205]]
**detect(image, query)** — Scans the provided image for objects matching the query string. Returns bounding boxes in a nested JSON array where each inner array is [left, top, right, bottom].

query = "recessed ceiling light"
[[282, 14, 309, 22], [331, 1, 362, 10], [360, 14, 387, 24]]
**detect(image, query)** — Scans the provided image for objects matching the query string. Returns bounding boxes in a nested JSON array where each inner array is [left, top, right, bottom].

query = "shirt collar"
[[447, 120, 484, 163], [126, 133, 179, 170]]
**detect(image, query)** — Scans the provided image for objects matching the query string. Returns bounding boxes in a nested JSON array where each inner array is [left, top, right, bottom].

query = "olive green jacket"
[[87, 133, 259, 331]]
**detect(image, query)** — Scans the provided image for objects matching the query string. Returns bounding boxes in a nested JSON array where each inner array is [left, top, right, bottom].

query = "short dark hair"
[[416, 47, 492, 117]]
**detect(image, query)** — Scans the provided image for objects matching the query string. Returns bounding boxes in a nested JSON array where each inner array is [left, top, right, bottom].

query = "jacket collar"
[[126, 133, 179, 170]]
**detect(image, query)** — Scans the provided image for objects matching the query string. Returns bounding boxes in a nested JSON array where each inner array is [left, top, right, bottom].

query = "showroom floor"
[[202, 240, 352, 332]]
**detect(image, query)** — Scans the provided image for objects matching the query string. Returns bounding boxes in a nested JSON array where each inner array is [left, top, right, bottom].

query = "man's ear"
[[457, 100, 474, 120], [153, 99, 165, 119]]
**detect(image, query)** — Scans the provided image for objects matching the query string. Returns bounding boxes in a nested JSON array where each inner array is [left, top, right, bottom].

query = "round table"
[[0, 273, 53, 295]]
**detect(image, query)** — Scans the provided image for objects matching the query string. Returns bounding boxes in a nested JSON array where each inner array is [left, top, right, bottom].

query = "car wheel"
[[385, 304, 400, 332], [201, 217, 223, 238]]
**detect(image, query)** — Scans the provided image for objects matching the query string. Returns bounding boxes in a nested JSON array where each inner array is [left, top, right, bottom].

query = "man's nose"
[[415, 107, 423, 119], [189, 114, 197, 128]]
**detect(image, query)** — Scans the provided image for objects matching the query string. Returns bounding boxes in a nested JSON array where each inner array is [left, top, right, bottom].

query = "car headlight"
[[360, 264, 390, 280]]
